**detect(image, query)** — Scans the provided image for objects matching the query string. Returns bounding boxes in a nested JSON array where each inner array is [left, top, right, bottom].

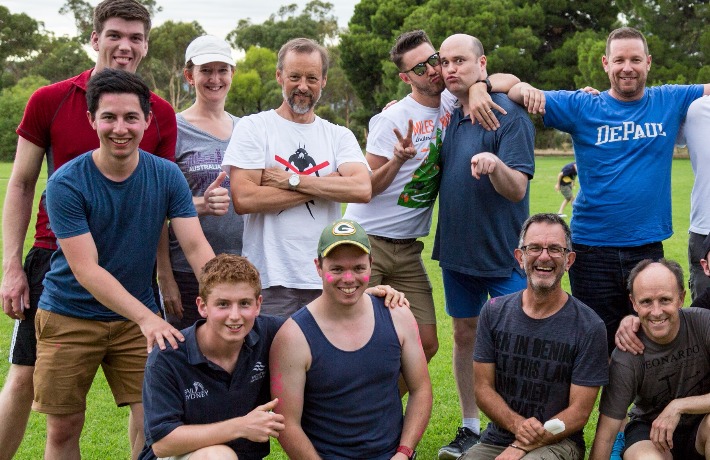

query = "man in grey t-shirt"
[[462, 213, 608, 460], [590, 259, 710, 460]]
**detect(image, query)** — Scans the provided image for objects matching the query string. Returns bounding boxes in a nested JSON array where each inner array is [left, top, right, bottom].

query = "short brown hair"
[[277, 38, 329, 78], [93, 0, 152, 37], [198, 254, 261, 300], [390, 30, 433, 71], [606, 27, 649, 56]]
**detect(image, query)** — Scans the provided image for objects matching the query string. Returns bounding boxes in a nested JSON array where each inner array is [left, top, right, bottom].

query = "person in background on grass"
[[434, 33, 537, 460], [141, 254, 285, 460], [270, 219, 432, 460], [590, 259, 710, 460], [555, 162, 576, 217], [462, 213, 607, 460], [32, 69, 213, 460], [158, 35, 244, 330], [0, 1, 177, 458]]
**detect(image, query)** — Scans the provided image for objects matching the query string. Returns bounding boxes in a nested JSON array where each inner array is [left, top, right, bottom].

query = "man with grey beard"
[[222, 38, 371, 317]]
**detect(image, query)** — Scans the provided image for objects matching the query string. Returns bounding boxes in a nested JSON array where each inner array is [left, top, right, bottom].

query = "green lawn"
[[0, 156, 695, 459]]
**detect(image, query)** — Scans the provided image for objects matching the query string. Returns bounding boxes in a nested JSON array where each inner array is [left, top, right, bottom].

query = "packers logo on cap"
[[318, 219, 371, 258], [333, 222, 356, 236]]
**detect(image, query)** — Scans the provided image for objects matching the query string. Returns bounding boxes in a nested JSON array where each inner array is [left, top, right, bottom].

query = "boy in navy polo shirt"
[[140, 254, 285, 460]]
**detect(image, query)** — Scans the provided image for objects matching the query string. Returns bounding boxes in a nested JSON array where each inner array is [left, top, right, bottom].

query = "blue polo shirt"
[[140, 315, 285, 460], [433, 93, 535, 277]]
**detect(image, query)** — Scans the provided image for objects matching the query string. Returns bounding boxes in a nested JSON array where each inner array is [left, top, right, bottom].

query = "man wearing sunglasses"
[[462, 213, 608, 460], [344, 30, 521, 392]]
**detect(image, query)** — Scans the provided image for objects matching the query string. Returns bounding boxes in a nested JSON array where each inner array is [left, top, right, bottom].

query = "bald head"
[[440, 34, 485, 58], [438, 34, 487, 100]]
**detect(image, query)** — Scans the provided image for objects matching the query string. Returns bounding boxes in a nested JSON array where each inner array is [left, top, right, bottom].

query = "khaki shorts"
[[369, 236, 436, 324], [33, 309, 147, 415], [462, 438, 583, 459]]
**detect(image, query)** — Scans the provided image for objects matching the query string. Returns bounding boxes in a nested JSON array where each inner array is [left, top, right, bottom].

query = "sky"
[[4, 1, 360, 40]]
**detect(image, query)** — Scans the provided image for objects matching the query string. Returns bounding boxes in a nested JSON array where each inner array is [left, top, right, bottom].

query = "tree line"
[[1, 0, 709, 161]]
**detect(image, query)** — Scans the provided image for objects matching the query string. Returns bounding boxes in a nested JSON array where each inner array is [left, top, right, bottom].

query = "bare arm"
[[262, 162, 372, 204], [152, 399, 285, 457], [156, 222, 182, 318], [555, 172, 563, 191], [615, 314, 644, 354], [369, 119, 417, 196], [169, 216, 215, 277], [589, 414, 625, 460], [509, 82, 546, 115], [470, 153, 529, 202], [270, 319, 322, 460], [230, 167, 313, 215], [468, 73, 521, 131], [1, 137, 44, 320], [59, 232, 185, 352], [392, 307, 432, 458], [475, 362, 600, 451], [650, 392, 710, 452]]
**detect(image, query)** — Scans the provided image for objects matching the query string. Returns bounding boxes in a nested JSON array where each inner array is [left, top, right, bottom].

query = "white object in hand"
[[543, 418, 565, 435]]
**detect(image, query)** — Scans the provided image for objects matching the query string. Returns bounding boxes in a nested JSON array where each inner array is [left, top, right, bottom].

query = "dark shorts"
[[569, 241, 663, 356], [625, 417, 704, 460], [10, 247, 53, 366]]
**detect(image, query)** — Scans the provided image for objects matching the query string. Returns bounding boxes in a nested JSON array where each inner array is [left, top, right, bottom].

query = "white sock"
[[462, 418, 480, 435]]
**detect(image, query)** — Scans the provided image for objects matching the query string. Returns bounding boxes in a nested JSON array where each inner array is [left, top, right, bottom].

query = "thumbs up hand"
[[200, 171, 230, 216]]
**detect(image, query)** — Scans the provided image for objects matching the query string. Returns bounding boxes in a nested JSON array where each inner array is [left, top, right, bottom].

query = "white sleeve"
[[221, 114, 266, 171]]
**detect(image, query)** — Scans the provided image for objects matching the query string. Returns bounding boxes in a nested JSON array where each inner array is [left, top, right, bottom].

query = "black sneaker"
[[438, 426, 480, 459]]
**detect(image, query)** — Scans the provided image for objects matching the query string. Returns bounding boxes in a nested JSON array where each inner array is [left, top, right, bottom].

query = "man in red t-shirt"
[[0, 1, 177, 458]]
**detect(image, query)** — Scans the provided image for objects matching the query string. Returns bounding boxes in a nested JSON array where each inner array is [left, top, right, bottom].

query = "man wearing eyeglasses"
[[344, 30, 519, 377], [433, 33, 538, 459], [461, 213, 608, 460]]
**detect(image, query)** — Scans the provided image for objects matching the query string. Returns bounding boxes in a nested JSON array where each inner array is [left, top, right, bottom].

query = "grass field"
[[0, 156, 696, 459]]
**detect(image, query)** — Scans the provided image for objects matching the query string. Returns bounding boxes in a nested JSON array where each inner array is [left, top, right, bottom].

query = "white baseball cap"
[[185, 35, 235, 66]]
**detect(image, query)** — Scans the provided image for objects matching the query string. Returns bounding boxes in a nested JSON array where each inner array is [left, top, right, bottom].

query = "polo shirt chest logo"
[[184, 381, 209, 400], [251, 361, 266, 383]]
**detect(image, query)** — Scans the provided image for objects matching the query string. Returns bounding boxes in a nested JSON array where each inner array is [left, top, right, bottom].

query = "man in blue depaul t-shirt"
[[509, 26, 710, 356], [33, 69, 214, 459]]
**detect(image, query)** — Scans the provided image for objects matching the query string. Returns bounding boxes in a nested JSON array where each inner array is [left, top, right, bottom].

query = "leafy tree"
[[226, 46, 280, 116], [59, 0, 163, 41], [0, 75, 50, 161], [227, 1, 338, 51], [0, 6, 43, 89], [139, 20, 205, 110], [339, 0, 424, 115], [11, 36, 93, 84], [617, 0, 710, 84]]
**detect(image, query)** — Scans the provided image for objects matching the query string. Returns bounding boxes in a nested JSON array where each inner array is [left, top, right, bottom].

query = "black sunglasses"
[[404, 53, 440, 76]]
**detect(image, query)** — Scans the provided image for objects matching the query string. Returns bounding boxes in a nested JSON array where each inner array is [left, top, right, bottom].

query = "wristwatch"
[[288, 173, 300, 190], [476, 77, 492, 93], [396, 445, 417, 459]]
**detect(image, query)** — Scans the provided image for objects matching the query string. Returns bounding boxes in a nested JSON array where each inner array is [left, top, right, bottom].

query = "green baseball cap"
[[318, 219, 371, 258]]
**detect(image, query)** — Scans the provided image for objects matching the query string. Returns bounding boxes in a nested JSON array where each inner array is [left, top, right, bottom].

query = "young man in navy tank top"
[[270, 219, 432, 460]]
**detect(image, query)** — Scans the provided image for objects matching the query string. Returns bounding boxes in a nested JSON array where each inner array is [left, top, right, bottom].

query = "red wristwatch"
[[396, 445, 417, 459]]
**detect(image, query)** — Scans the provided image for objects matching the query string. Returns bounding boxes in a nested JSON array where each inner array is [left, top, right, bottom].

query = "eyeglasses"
[[404, 53, 440, 76], [520, 245, 569, 258]]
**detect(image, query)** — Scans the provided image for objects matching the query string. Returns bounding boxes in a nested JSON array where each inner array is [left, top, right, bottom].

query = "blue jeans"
[[569, 241, 664, 355]]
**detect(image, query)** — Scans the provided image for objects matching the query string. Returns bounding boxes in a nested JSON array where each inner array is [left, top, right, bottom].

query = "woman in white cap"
[[158, 35, 244, 329]]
